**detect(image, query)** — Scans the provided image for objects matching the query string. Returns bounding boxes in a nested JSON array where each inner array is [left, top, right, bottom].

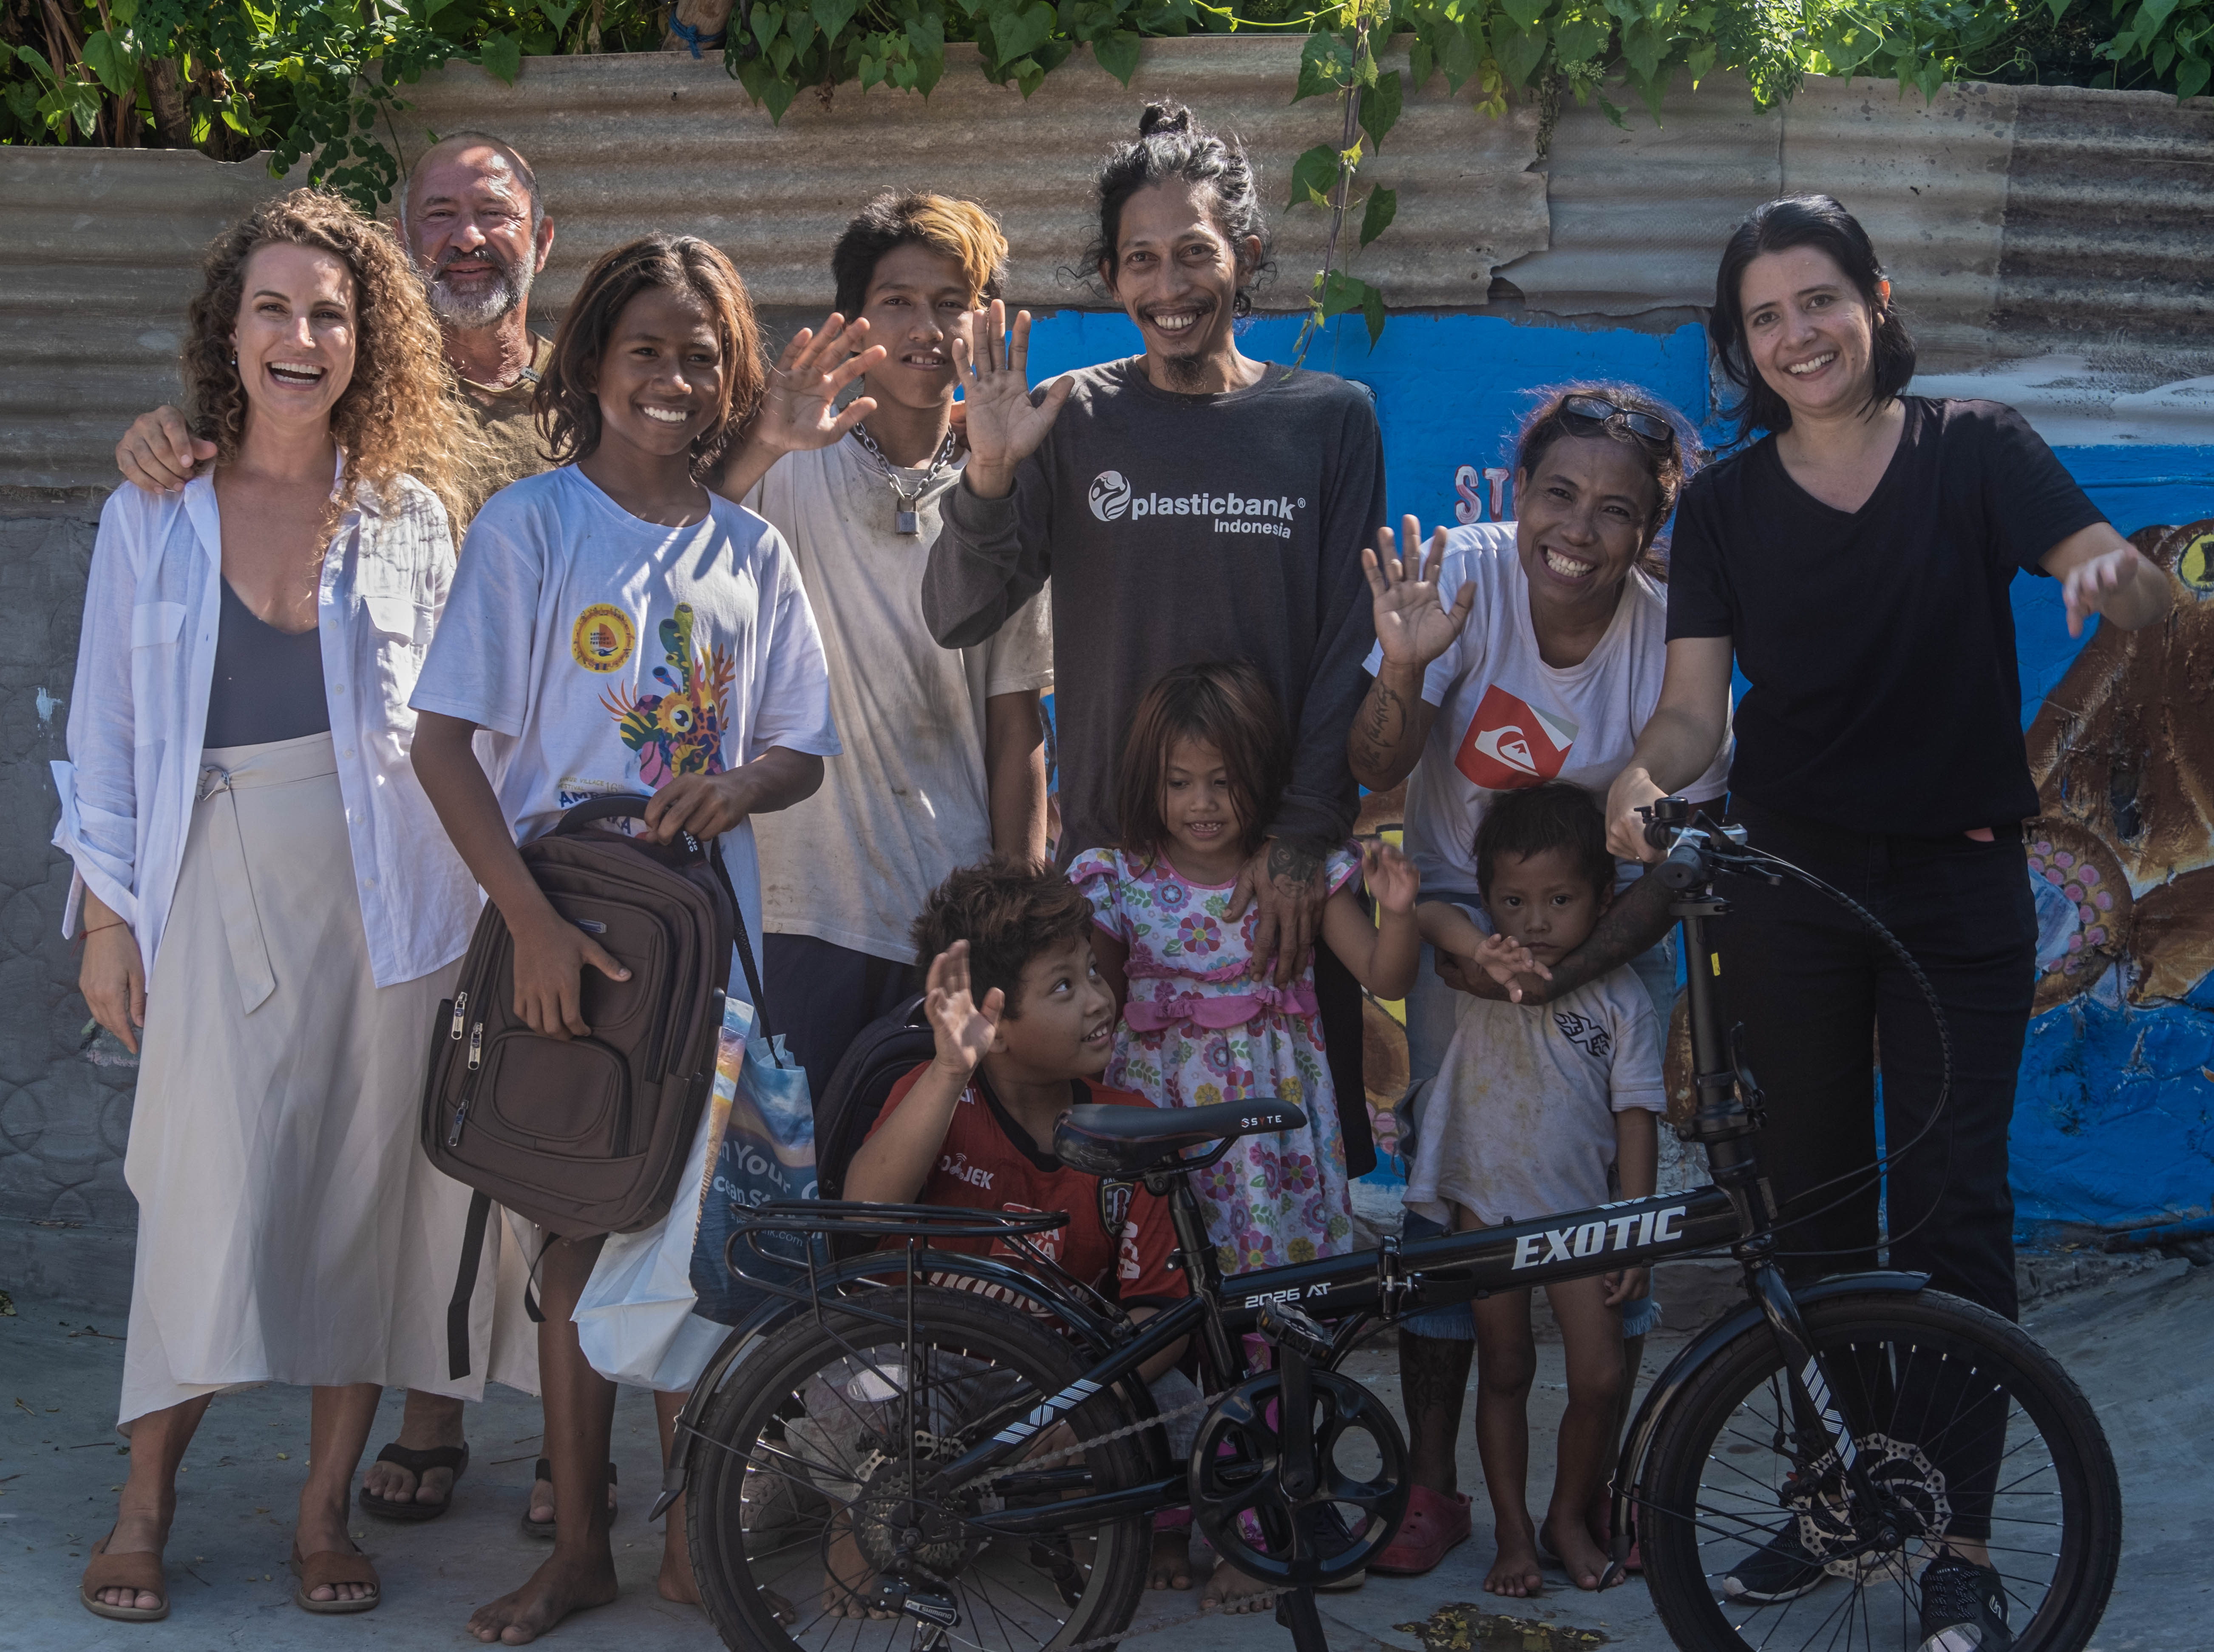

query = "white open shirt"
[[52, 471, 479, 987]]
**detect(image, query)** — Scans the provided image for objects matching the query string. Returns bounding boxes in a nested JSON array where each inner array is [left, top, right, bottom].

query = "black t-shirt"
[[925, 358, 1385, 858], [1667, 397, 2104, 836]]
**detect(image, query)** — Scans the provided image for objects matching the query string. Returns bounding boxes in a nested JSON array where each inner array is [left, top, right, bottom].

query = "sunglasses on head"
[[1558, 394, 1676, 451]]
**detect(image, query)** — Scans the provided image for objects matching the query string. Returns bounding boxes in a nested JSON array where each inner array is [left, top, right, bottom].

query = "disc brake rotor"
[[1793, 1433, 1951, 1583]]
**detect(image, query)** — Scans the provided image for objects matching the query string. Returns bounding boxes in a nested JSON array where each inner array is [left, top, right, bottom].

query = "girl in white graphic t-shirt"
[[410, 235, 837, 1646], [1344, 384, 1730, 1581]]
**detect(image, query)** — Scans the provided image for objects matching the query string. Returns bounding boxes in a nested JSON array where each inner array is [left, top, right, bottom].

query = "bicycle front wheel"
[[685, 1286, 1156, 1652], [1639, 1289, 2120, 1652]]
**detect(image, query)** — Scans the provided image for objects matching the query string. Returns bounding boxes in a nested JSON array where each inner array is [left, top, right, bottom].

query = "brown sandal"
[[288, 1541, 380, 1615], [80, 1530, 171, 1622]]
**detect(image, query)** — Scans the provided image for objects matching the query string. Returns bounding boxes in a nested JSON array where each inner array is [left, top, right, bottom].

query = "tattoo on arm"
[[1350, 683, 1406, 776]]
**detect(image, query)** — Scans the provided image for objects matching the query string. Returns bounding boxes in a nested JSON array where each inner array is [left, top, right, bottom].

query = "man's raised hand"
[[1364, 516, 1474, 672], [950, 299, 1074, 499], [925, 940, 1004, 1075], [755, 314, 887, 455]]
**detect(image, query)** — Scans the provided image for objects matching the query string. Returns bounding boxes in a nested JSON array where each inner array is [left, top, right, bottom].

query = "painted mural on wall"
[[2013, 519, 2214, 1233]]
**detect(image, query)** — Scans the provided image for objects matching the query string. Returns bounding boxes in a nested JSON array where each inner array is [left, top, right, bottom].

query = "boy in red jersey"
[[845, 856, 1199, 1602]]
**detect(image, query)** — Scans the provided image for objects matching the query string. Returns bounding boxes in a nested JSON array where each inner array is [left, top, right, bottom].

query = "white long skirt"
[[119, 732, 532, 1424]]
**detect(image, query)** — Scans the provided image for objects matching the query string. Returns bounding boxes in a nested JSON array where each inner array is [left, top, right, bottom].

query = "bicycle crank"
[[1188, 1366, 1409, 1590]]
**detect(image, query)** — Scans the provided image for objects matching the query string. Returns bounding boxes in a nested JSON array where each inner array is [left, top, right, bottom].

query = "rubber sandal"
[[1369, 1485, 1471, 1576], [80, 1530, 170, 1622], [520, 1456, 618, 1541], [288, 1541, 380, 1615], [357, 1439, 469, 1522]]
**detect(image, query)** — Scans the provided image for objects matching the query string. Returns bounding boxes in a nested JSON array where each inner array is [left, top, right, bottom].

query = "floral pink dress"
[[1070, 846, 1359, 1273]]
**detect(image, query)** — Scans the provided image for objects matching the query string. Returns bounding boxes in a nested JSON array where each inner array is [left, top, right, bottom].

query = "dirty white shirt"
[[748, 439, 1052, 963], [1405, 952, 1665, 1230], [52, 471, 478, 986]]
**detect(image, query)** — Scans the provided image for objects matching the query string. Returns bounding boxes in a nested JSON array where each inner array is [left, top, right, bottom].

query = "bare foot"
[[658, 1534, 700, 1606], [1483, 1530, 1544, 1598], [1149, 1528, 1194, 1590], [1199, 1556, 1274, 1613], [467, 1549, 621, 1644], [822, 1515, 895, 1619], [90, 1507, 170, 1611], [1539, 1512, 1613, 1592]]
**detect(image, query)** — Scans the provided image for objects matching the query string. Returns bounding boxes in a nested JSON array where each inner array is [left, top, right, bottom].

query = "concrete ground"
[[3, 1257, 2207, 1652]]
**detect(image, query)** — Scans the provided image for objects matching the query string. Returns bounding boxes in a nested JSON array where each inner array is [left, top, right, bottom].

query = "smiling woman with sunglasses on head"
[[1344, 380, 1733, 1584]]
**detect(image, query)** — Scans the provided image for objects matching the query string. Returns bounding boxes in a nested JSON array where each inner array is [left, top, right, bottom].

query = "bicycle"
[[655, 797, 2121, 1652]]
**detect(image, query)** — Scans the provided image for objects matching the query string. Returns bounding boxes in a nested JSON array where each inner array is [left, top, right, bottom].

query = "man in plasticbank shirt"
[[923, 102, 1387, 1169]]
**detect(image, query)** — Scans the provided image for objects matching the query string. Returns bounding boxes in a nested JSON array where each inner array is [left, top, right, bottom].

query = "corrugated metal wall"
[[4, 44, 2208, 489]]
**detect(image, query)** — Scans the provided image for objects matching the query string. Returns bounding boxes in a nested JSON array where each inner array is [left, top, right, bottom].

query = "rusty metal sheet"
[[381, 38, 1548, 315], [1498, 71, 1781, 322]]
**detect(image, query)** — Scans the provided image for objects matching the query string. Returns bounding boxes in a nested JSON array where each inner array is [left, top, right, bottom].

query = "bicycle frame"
[[688, 800, 1920, 1584]]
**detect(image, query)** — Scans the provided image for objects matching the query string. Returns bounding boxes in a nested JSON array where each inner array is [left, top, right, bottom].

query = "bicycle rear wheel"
[[685, 1286, 1155, 1652], [1639, 1290, 2120, 1652]]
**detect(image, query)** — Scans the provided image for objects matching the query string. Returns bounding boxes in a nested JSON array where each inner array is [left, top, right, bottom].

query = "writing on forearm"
[[1350, 682, 1406, 785]]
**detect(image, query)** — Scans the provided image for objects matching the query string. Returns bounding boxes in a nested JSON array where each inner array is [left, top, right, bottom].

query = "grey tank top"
[[203, 578, 332, 748]]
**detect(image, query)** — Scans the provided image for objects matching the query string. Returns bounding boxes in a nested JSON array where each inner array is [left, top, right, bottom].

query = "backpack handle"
[[552, 792, 777, 1046]]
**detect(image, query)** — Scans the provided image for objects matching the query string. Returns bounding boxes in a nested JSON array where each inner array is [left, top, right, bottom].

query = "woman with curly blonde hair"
[[58, 188, 490, 1622]]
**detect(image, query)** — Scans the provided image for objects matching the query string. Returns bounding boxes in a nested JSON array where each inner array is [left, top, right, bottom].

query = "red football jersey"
[[868, 1065, 1188, 1303]]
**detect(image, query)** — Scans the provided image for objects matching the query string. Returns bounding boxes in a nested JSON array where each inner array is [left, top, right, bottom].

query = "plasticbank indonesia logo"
[[1089, 470, 1304, 539]]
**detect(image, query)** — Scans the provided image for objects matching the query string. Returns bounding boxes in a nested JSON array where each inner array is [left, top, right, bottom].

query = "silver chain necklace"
[[850, 421, 959, 535]]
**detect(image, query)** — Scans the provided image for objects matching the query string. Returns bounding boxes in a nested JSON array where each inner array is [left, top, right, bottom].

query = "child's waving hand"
[[926, 940, 1004, 1076], [1361, 838, 1420, 915], [1466, 932, 1553, 1004]]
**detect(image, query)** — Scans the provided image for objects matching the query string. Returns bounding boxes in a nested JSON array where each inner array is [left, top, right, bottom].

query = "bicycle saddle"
[[1054, 1099, 1307, 1179]]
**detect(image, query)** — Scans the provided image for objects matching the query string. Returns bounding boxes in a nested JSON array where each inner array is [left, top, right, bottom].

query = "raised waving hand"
[[951, 299, 1074, 499], [924, 940, 1004, 1077], [757, 314, 886, 453], [1364, 516, 1474, 672], [711, 314, 888, 502]]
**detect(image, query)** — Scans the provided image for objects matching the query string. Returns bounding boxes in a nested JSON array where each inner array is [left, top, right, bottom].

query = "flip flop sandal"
[[289, 1541, 380, 1615], [520, 1456, 618, 1541], [357, 1439, 469, 1522], [80, 1530, 170, 1622]]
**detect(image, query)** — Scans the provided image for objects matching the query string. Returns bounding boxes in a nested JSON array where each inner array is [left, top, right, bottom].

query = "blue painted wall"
[[1025, 308, 2214, 1233]]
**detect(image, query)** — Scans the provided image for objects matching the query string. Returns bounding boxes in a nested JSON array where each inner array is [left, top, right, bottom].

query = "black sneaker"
[[1917, 1554, 2013, 1652], [1720, 1529, 1828, 1603]]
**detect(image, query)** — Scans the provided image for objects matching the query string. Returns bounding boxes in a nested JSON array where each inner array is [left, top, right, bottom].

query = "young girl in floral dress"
[[1072, 661, 1421, 1273]]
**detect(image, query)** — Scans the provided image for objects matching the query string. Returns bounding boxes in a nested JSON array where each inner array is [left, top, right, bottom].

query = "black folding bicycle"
[[658, 798, 2121, 1652]]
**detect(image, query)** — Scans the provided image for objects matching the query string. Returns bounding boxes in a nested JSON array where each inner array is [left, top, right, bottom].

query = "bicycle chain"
[[954, 1383, 1235, 1493]]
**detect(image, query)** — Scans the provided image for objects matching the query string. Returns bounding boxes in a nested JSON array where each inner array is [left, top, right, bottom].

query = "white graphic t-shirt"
[[414, 466, 839, 1004], [1366, 524, 1732, 900]]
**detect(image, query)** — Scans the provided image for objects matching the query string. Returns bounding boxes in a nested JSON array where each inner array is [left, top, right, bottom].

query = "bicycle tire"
[[686, 1286, 1155, 1652], [1639, 1290, 2121, 1652]]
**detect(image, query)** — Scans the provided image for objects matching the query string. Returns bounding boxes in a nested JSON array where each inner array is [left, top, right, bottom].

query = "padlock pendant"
[[895, 507, 920, 535]]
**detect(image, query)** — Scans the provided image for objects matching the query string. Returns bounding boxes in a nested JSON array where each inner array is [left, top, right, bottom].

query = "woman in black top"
[[1603, 196, 2169, 1632]]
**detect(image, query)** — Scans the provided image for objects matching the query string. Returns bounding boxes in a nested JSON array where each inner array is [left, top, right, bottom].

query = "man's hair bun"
[[1137, 102, 1194, 138], [1087, 101, 1273, 312]]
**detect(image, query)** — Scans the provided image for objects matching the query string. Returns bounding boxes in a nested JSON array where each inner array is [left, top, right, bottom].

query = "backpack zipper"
[[446, 1021, 485, 1148], [449, 991, 469, 1040]]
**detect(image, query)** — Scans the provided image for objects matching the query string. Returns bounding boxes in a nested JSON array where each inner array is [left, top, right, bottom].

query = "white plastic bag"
[[572, 995, 754, 1391]]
